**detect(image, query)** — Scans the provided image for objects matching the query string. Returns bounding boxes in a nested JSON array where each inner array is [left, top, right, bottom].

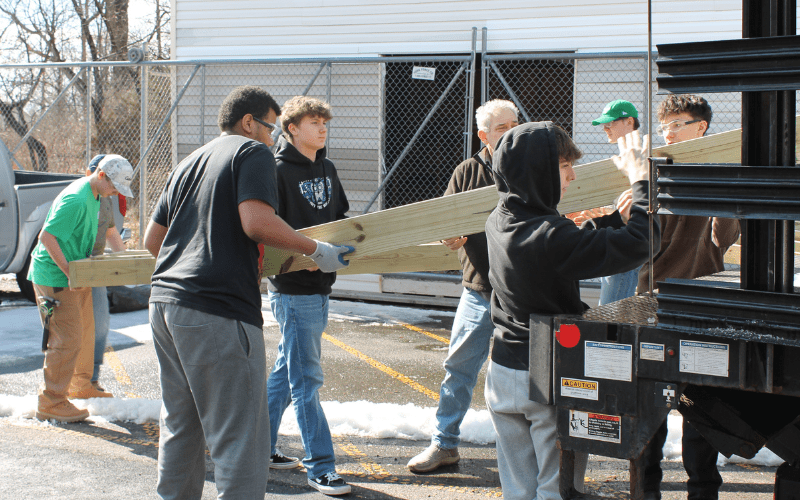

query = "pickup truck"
[[0, 139, 124, 302]]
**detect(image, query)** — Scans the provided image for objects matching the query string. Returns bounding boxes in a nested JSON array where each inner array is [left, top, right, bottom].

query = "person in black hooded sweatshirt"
[[266, 96, 352, 496], [484, 122, 660, 500]]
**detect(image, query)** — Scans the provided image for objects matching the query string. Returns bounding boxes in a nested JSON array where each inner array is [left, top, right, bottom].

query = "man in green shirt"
[[29, 155, 134, 422]]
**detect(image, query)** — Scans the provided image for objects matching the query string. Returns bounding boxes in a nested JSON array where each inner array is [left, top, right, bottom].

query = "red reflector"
[[556, 324, 580, 348]]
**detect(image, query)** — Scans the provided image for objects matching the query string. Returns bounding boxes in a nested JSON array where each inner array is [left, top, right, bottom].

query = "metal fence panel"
[[1, 53, 796, 251]]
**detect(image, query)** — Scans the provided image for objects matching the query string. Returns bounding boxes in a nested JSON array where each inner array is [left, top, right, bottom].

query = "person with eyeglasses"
[[265, 96, 353, 496], [638, 94, 740, 500], [144, 86, 354, 500]]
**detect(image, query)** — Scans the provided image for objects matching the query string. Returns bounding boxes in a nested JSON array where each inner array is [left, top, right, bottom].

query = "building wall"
[[172, 0, 748, 59]]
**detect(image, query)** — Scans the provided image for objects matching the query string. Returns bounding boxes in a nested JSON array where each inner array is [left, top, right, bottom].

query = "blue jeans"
[[433, 288, 493, 449], [91, 286, 109, 382], [598, 267, 639, 306], [268, 292, 336, 479]]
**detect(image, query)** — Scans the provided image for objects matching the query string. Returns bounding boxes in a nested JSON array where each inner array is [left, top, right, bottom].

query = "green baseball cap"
[[592, 100, 638, 126]]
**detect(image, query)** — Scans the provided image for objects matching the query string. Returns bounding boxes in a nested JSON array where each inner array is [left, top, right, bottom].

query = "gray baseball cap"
[[98, 155, 135, 198]]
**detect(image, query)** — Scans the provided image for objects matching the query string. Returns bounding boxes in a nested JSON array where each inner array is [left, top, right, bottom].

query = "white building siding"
[[173, 0, 747, 59]]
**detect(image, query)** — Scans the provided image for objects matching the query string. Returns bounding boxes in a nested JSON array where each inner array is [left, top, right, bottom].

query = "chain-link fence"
[[485, 52, 749, 167], [1, 51, 796, 250]]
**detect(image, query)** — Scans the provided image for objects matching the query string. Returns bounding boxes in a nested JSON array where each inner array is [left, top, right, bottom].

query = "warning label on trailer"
[[560, 378, 598, 400], [679, 340, 729, 377], [640, 342, 665, 362], [584, 341, 632, 381], [568, 410, 622, 444]]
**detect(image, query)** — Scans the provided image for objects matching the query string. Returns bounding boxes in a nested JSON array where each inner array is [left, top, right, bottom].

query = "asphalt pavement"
[[0, 276, 780, 499]]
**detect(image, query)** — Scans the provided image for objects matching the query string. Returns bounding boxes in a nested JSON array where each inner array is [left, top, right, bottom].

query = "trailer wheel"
[[15, 252, 35, 303]]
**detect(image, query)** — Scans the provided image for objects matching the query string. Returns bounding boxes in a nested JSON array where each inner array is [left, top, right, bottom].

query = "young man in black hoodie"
[[266, 96, 352, 496], [485, 123, 659, 500]]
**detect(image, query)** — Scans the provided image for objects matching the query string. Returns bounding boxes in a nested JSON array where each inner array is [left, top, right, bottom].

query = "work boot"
[[68, 384, 113, 399], [36, 400, 89, 423], [407, 444, 460, 473]]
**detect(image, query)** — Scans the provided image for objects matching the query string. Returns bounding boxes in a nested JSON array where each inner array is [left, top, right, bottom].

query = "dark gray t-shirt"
[[149, 134, 279, 327]]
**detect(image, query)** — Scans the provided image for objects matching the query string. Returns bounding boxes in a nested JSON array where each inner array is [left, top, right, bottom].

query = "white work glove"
[[307, 241, 355, 273], [612, 130, 649, 184]]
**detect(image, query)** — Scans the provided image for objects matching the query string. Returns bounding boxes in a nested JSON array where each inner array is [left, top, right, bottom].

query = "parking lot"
[[0, 276, 780, 499]]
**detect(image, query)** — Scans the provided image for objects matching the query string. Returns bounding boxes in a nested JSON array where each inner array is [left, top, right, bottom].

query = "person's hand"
[[616, 189, 633, 223], [307, 241, 355, 272], [441, 236, 467, 250], [612, 130, 649, 184], [568, 207, 612, 226]]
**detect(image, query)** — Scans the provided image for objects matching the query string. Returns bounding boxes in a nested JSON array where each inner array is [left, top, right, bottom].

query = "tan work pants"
[[33, 284, 95, 409]]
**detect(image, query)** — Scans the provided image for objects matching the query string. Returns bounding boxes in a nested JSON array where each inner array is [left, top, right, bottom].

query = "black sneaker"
[[269, 450, 301, 469], [307, 472, 351, 495]]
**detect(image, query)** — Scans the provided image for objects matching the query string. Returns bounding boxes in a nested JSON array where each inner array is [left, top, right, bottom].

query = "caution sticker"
[[568, 410, 622, 444], [560, 377, 598, 400]]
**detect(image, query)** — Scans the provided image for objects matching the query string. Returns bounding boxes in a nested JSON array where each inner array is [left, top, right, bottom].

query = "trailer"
[[531, 1, 800, 499]]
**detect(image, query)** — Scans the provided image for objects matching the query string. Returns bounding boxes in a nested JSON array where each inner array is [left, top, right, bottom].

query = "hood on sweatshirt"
[[274, 133, 328, 165], [491, 121, 562, 218]]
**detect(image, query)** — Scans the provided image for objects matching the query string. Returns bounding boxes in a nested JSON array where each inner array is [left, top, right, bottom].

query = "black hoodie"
[[267, 135, 349, 295], [485, 122, 659, 371]]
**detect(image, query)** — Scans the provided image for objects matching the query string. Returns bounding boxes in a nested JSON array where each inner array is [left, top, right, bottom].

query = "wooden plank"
[[261, 185, 498, 276], [561, 115, 800, 214], [68, 251, 156, 287], [338, 243, 460, 275], [267, 119, 791, 276]]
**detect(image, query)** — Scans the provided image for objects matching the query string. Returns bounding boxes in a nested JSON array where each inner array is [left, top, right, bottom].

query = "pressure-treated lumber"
[[337, 243, 460, 276], [562, 115, 800, 214], [261, 186, 497, 275], [68, 250, 156, 287]]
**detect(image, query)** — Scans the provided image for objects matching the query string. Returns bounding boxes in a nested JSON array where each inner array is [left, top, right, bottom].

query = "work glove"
[[307, 241, 355, 273], [612, 130, 649, 184]]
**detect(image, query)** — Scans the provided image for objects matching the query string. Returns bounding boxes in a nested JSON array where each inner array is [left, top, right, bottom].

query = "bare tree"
[[0, 0, 170, 170]]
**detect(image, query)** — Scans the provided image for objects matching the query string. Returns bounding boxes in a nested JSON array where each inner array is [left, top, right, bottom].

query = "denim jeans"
[[598, 267, 640, 306], [268, 292, 336, 479], [433, 287, 493, 449], [91, 286, 109, 382]]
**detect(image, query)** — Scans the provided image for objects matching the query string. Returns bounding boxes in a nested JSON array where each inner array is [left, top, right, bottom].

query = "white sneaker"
[[307, 472, 351, 495]]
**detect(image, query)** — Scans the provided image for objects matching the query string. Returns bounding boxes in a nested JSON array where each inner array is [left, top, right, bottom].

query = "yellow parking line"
[[322, 333, 439, 401], [105, 346, 132, 386], [395, 322, 451, 345]]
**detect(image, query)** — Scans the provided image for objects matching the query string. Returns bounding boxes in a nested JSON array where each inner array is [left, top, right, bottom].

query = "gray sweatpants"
[[150, 302, 270, 500], [485, 361, 561, 500]]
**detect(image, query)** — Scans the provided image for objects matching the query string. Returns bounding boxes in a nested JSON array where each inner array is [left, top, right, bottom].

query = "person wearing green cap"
[[591, 100, 642, 305]]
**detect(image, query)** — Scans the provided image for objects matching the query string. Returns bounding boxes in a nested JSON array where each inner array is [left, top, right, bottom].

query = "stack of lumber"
[[67, 119, 800, 287]]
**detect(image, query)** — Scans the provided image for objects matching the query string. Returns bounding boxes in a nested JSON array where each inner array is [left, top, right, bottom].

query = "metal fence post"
[[139, 63, 148, 249], [464, 27, 477, 160], [86, 68, 92, 167], [200, 64, 206, 147], [327, 62, 333, 149], [481, 27, 488, 105]]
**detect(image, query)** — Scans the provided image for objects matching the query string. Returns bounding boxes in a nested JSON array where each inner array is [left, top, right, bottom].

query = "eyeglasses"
[[656, 119, 701, 136], [253, 116, 277, 132]]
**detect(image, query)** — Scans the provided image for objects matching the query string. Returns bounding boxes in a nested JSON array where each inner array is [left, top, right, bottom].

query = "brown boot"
[[36, 400, 89, 423], [68, 384, 113, 399]]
